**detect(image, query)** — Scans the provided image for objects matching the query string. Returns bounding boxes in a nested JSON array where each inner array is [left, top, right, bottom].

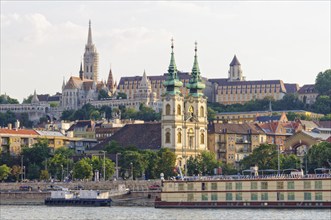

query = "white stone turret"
[[228, 55, 245, 82]]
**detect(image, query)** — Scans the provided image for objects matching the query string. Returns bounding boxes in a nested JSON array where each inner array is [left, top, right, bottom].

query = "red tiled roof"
[[0, 129, 39, 135]]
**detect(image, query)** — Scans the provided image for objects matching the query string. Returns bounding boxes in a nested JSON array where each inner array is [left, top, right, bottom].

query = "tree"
[[90, 155, 115, 180], [240, 144, 278, 170], [117, 92, 127, 100], [21, 139, 50, 169], [0, 94, 19, 104], [99, 105, 112, 119], [0, 164, 12, 181], [73, 158, 93, 180], [11, 165, 21, 181], [281, 154, 300, 170], [22, 95, 33, 104], [307, 142, 331, 172], [105, 141, 123, 154], [120, 151, 147, 180], [98, 90, 110, 100], [142, 150, 160, 179], [48, 147, 74, 180], [156, 148, 176, 179], [40, 170, 50, 181], [207, 107, 216, 121], [186, 151, 220, 176], [315, 69, 331, 96], [312, 95, 331, 115]]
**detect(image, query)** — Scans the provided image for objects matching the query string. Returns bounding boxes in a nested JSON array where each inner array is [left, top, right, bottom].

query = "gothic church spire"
[[187, 42, 205, 97]]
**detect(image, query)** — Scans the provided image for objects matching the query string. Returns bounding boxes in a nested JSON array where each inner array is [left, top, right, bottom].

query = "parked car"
[[148, 184, 161, 190], [19, 186, 33, 191]]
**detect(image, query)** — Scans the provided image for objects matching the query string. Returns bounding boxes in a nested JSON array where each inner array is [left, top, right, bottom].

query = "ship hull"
[[45, 198, 112, 207]]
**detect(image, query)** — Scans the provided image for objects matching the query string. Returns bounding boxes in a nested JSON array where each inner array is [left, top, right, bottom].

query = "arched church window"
[[166, 104, 171, 115], [165, 132, 171, 143], [177, 132, 182, 144], [200, 133, 205, 144], [188, 106, 194, 116], [177, 104, 181, 115], [86, 66, 89, 72], [200, 106, 204, 117]]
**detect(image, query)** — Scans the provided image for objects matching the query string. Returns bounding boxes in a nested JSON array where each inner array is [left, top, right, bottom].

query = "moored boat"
[[155, 173, 331, 208], [45, 190, 112, 207]]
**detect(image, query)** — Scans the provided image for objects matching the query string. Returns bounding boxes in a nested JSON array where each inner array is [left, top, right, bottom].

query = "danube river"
[[0, 206, 330, 220]]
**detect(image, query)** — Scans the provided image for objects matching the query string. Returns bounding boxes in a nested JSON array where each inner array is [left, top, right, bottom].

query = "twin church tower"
[[161, 39, 208, 165]]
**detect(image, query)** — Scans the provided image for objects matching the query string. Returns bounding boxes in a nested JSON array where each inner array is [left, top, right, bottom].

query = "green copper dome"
[[187, 42, 205, 97]]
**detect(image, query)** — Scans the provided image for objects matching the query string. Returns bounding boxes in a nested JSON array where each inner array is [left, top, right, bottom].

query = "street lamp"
[[21, 155, 24, 182], [116, 153, 122, 180], [277, 145, 280, 175], [130, 162, 133, 180], [101, 151, 106, 181]]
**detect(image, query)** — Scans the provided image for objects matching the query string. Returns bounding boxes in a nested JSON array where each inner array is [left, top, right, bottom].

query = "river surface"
[[0, 205, 330, 220]]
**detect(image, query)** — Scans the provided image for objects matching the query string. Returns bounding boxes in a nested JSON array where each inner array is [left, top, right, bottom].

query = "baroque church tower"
[[83, 20, 99, 82], [161, 40, 208, 169]]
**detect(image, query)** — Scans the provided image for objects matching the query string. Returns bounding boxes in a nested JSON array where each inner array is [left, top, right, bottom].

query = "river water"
[[0, 206, 330, 220]]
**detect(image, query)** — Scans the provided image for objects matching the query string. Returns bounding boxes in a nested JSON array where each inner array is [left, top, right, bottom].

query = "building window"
[[304, 181, 311, 189], [177, 104, 181, 115], [202, 182, 207, 190], [287, 181, 295, 190], [200, 106, 204, 117], [251, 182, 258, 190], [178, 183, 184, 191], [261, 192, 268, 201], [251, 193, 258, 201], [315, 180, 322, 189], [211, 183, 217, 190], [315, 192, 323, 200], [187, 183, 193, 190], [277, 182, 284, 189], [261, 182, 268, 190], [177, 132, 182, 144], [200, 133, 205, 144], [288, 192, 295, 201], [211, 193, 218, 201], [166, 104, 171, 115], [226, 182, 232, 190], [236, 182, 242, 190], [304, 192, 311, 201], [201, 193, 208, 201], [165, 132, 171, 143], [236, 192, 242, 201], [226, 193, 232, 201]]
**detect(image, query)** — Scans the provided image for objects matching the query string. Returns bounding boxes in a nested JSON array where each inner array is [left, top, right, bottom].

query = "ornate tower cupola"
[[83, 20, 99, 82], [163, 38, 183, 95], [186, 42, 205, 97], [107, 65, 114, 93], [228, 54, 245, 82]]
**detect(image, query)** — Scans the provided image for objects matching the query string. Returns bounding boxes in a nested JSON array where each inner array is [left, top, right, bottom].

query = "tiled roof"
[[284, 83, 300, 93], [298, 84, 316, 94], [68, 120, 95, 131], [208, 122, 264, 134], [35, 130, 65, 137], [315, 121, 331, 128], [0, 129, 39, 136], [64, 77, 82, 90], [37, 94, 49, 102], [91, 123, 161, 151], [256, 115, 281, 123]]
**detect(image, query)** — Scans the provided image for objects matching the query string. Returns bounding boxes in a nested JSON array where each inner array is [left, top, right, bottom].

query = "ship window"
[[287, 181, 295, 189], [178, 183, 184, 191], [235, 192, 242, 201], [304, 192, 312, 201], [226, 193, 232, 201], [251, 193, 258, 201], [315, 180, 322, 189], [201, 193, 208, 201], [315, 192, 323, 200], [251, 182, 257, 190], [202, 182, 207, 190], [187, 183, 193, 190], [277, 182, 284, 189], [261, 182, 268, 190], [304, 181, 311, 189], [226, 182, 232, 190], [288, 192, 295, 200], [211, 193, 218, 201], [187, 193, 194, 201], [236, 182, 242, 190], [277, 192, 284, 201], [261, 192, 268, 201], [211, 183, 217, 190]]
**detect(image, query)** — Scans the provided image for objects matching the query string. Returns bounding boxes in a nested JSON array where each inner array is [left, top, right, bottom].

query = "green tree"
[[307, 142, 331, 172], [142, 150, 160, 179], [99, 105, 112, 119], [207, 107, 216, 121], [117, 92, 127, 100], [156, 148, 176, 179], [312, 95, 331, 115], [120, 151, 147, 180], [26, 163, 40, 180], [22, 139, 50, 170], [89, 110, 101, 120], [240, 144, 278, 170], [40, 170, 50, 181], [22, 95, 33, 104], [105, 141, 124, 154], [73, 158, 93, 180], [281, 154, 301, 170], [186, 151, 220, 175], [0, 94, 19, 104], [60, 109, 75, 121], [98, 90, 110, 100], [48, 147, 74, 180], [315, 69, 331, 96], [11, 165, 21, 181], [0, 164, 11, 181], [90, 155, 115, 180]]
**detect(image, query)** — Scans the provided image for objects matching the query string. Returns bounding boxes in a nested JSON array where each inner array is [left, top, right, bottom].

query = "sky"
[[1, 1, 330, 102]]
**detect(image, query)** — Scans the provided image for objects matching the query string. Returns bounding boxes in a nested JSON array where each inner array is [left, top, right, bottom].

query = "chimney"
[[15, 120, 20, 130], [7, 123, 12, 130]]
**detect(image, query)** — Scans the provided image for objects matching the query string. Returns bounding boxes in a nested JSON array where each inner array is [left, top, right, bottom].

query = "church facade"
[[161, 40, 208, 168]]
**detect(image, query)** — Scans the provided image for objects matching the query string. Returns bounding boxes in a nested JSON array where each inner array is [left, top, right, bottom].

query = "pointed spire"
[[168, 37, 177, 78], [31, 89, 39, 104], [87, 19, 93, 45], [79, 61, 84, 80], [107, 65, 114, 91], [230, 54, 240, 66], [187, 41, 205, 97]]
